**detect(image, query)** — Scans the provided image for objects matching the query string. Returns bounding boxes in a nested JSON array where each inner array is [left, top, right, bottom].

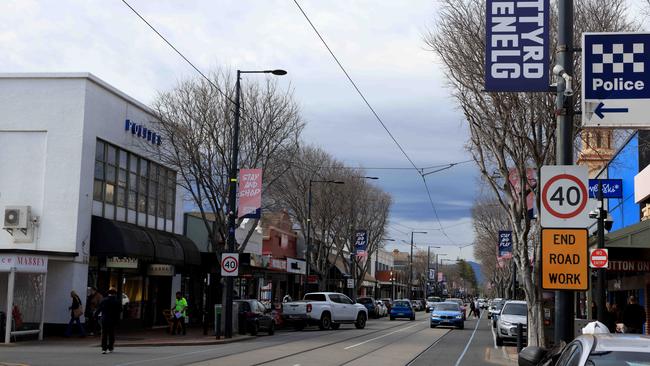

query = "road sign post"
[[541, 229, 588, 291], [582, 32, 650, 127]]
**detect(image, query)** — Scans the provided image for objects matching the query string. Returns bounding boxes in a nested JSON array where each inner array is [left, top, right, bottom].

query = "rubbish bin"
[[214, 305, 222, 338]]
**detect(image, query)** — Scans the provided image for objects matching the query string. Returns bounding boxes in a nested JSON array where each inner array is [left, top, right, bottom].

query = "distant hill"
[[467, 261, 483, 285]]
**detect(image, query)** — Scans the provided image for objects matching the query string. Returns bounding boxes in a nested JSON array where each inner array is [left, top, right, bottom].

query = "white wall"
[[44, 260, 89, 324]]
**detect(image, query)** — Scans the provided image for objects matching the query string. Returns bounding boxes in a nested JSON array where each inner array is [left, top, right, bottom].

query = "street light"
[[409, 231, 427, 298], [304, 179, 344, 296], [225, 68, 286, 339]]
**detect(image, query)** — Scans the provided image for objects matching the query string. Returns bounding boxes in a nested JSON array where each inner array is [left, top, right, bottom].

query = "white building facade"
[[0, 73, 199, 340]]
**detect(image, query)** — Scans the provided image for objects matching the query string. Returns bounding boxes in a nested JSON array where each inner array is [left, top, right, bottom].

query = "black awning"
[[90, 216, 200, 267]]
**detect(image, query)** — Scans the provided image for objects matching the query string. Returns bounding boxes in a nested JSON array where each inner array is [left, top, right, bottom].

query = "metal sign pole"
[[555, 0, 575, 344]]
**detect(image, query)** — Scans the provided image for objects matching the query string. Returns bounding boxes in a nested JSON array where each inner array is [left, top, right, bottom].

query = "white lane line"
[[343, 322, 422, 350], [454, 313, 482, 366], [491, 320, 498, 348]]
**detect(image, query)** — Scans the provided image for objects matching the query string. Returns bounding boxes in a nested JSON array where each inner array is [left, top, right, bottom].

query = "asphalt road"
[[0, 312, 517, 366]]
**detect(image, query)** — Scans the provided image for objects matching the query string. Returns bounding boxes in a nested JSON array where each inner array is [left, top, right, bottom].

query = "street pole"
[[596, 181, 606, 323], [409, 231, 427, 299], [427, 247, 430, 297], [555, 0, 575, 344], [304, 180, 313, 297]]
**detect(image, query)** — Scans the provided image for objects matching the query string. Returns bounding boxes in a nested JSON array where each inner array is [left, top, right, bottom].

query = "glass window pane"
[[129, 154, 138, 173], [117, 187, 126, 207], [106, 165, 116, 183], [107, 145, 116, 164], [149, 180, 157, 198], [149, 164, 158, 181], [140, 160, 148, 176], [105, 183, 115, 204], [94, 161, 104, 180], [118, 169, 127, 188], [93, 180, 103, 201], [157, 201, 165, 217], [139, 177, 148, 196], [158, 180, 166, 199], [148, 198, 156, 215], [119, 150, 127, 168], [128, 191, 136, 210], [166, 203, 174, 219], [138, 195, 146, 212], [129, 173, 137, 191], [95, 141, 105, 162]]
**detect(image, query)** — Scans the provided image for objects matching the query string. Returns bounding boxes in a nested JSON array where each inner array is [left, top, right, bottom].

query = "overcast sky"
[[1, 0, 480, 260]]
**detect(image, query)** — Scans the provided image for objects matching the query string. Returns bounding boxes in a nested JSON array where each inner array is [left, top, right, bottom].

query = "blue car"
[[430, 302, 464, 329], [389, 299, 415, 321]]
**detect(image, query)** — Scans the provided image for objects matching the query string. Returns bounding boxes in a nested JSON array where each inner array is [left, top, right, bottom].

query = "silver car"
[[496, 300, 527, 346], [519, 333, 650, 366]]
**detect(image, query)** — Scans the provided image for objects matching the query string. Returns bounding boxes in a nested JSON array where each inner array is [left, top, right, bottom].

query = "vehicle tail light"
[[306, 304, 312, 313]]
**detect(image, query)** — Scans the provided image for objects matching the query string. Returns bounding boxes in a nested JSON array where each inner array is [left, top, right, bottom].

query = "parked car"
[[426, 296, 442, 313], [356, 297, 379, 318], [430, 302, 464, 329], [375, 300, 387, 317], [519, 333, 650, 366], [477, 298, 487, 309], [380, 298, 392, 312], [447, 298, 467, 320], [234, 299, 275, 336], [390, 299, 415, 321], [490, 299, 507, 327], [496, 300, 527, 346], [282, 292, 368, 330], [488, 298, 505, 320]]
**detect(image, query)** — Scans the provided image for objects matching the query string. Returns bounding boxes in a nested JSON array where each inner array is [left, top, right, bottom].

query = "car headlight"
[[431, 313, 440, 318], [455, 315, 463, 319], [501, 320, 512, 326]]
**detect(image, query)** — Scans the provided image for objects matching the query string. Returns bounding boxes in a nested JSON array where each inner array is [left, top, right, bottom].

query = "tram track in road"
[[249, 319, 430, 366], [404, 329, 453, 366]]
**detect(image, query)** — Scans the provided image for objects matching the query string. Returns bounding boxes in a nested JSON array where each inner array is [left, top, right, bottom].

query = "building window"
[[93, 139, 177, 227]]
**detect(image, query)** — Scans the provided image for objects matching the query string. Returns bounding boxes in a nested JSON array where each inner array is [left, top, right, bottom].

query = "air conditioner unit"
[[4, 206, 31, 230]]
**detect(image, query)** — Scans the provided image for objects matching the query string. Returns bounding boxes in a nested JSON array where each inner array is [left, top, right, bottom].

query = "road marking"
[[491, 320, 498, 348], [454, 312, 482, 366], [114, 347, 226, 366], [343, 322, 422, 350]]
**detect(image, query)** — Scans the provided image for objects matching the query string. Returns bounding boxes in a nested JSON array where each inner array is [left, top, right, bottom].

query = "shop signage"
[[221, 253, 239, 276], [588, 179, 623, 199], [106, 257, 138, 269], [308, 275, 319, 284], [608, 260, 650, 272], [238, 169, 262, 219], [485, 0, 550, 91], [540, 165, 590, 228], [286, 258, 306, 274], [0, 254, 48, 273], [589, 248, 609, 268], [147, 264, 175, 276], [541, 229, 588, 290], [498, 230, 513, 259], [124, 119, 162, 146]]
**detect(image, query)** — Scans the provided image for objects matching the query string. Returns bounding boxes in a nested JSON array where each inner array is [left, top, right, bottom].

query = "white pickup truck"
[[282, 292, 368, 330]]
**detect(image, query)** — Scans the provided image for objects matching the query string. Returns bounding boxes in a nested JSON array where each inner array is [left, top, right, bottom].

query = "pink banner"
[[238, 169, 262, 218]]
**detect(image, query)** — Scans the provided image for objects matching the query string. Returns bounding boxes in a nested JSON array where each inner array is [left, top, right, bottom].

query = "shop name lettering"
[[124, 119, 162, 146], [489, 0, 547, 80], [588, 183, 620, 195], [0, 256, 46, 267], [609, 261, 650, 272]]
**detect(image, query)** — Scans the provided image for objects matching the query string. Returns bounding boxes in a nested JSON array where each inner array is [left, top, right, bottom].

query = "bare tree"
[[149, 70, 304, 255], [425, 0, 632, 346]]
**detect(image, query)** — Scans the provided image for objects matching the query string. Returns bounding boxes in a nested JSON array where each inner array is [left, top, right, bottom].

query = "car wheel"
[[390, 316, 395, 321], [355, 313, 367, 329], [268, 321, 275, 335], [410, 315, 415, 321], [249, 322, 259, 336], [330, 323, 341, 330], [319, 313, 332, 330], [496, 335, 504, 346]]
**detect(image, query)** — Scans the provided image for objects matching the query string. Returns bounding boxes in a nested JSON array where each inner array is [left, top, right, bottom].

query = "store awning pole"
[[38, 273, 48, 340], [5, 268, 16, 344]]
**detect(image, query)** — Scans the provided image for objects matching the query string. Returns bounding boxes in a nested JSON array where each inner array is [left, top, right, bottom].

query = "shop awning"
[[90, 216, 201, 266]]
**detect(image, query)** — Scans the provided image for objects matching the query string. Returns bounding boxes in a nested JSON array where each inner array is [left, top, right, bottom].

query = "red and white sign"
[[221, 253, 239, 276], [0, 254, 48, 273], [590, 248, 609, 268], [238, 169, 262, 218], [540, 165, 590, 228]]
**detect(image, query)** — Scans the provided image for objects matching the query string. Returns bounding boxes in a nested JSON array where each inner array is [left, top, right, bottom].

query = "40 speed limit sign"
[[221, 253, 239, 276], [541, 165, 590, 228]]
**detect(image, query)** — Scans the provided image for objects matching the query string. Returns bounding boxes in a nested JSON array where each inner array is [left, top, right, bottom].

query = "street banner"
[[588, 179, 623, 199], [437, 272, 444, 282], [429, 269, 436, 280], [354, 230, 368, 257], [238, 169, 262, 218], [498, 231, 513, 259], [485, 0, 550, 91]]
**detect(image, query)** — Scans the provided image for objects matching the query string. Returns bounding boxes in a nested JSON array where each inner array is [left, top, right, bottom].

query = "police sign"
[[582, 33, 650, 127], [485, 0, 550, 91]]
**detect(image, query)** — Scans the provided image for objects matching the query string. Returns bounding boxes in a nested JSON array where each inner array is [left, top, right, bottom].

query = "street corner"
[[484, 346, 518, 366]]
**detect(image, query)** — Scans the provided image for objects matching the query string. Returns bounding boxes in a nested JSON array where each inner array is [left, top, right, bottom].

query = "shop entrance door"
[[145, 276, 172, 327]]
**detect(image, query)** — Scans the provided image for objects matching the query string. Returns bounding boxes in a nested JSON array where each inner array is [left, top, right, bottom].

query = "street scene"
[[2, 1, 650, 366]]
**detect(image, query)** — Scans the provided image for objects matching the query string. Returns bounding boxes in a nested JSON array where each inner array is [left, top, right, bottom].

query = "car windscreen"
[[357, 298, 373, 304], [434, 303, 459, 311], [393, 301, 410, 307], [501, 303, 527, 316], [304, 294, 326, 301], [427, 297, 441, 302], [587, 351, 650, 365]]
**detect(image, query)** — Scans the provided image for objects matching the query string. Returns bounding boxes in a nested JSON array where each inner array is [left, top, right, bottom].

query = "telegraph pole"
[[596, 181, 606, 323], [554, 0, 575, 343]]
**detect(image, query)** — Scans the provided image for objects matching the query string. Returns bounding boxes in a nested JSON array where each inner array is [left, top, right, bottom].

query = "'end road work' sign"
[[485, 0, 550, 92], [541, 229, 588, 291], [582, 32, 650, 127]]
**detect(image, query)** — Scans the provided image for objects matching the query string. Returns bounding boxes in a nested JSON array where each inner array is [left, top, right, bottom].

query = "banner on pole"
[[354, 230, 368, 257], [498, 230, 513, 259], [238, 169, 262, 218]]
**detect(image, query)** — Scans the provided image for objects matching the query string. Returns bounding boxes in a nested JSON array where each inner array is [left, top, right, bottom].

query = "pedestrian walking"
[[85, 287, 103, 336], [172, 291, 188, 335], [97, 288, 121, 354], [622, 295, 646, 334], [64, 290, 86, 337], [469, 300, 478, 318]]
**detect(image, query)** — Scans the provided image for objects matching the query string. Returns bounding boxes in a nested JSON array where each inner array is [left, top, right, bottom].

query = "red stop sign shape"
[[590, 248, 608, 268]]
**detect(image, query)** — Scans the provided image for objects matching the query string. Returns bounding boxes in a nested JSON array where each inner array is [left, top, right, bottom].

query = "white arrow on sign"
[[540, 165, 591, 228]]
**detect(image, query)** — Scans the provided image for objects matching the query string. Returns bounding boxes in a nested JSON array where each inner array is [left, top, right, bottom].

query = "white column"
[[38, 273, 48, 340], [4, 268, 15, 344]]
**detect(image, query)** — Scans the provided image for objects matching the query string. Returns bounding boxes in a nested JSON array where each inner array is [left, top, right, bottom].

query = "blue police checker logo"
[[584, 34, 650, 100]]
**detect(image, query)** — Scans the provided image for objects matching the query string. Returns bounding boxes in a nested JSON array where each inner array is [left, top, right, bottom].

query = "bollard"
[[516, 323, 523, 352], [216, 312, 222, 339]]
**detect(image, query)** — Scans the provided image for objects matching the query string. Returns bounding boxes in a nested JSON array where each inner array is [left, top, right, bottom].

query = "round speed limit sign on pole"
[[221, 253, 239, 276], [540, 165, 590, 228]]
